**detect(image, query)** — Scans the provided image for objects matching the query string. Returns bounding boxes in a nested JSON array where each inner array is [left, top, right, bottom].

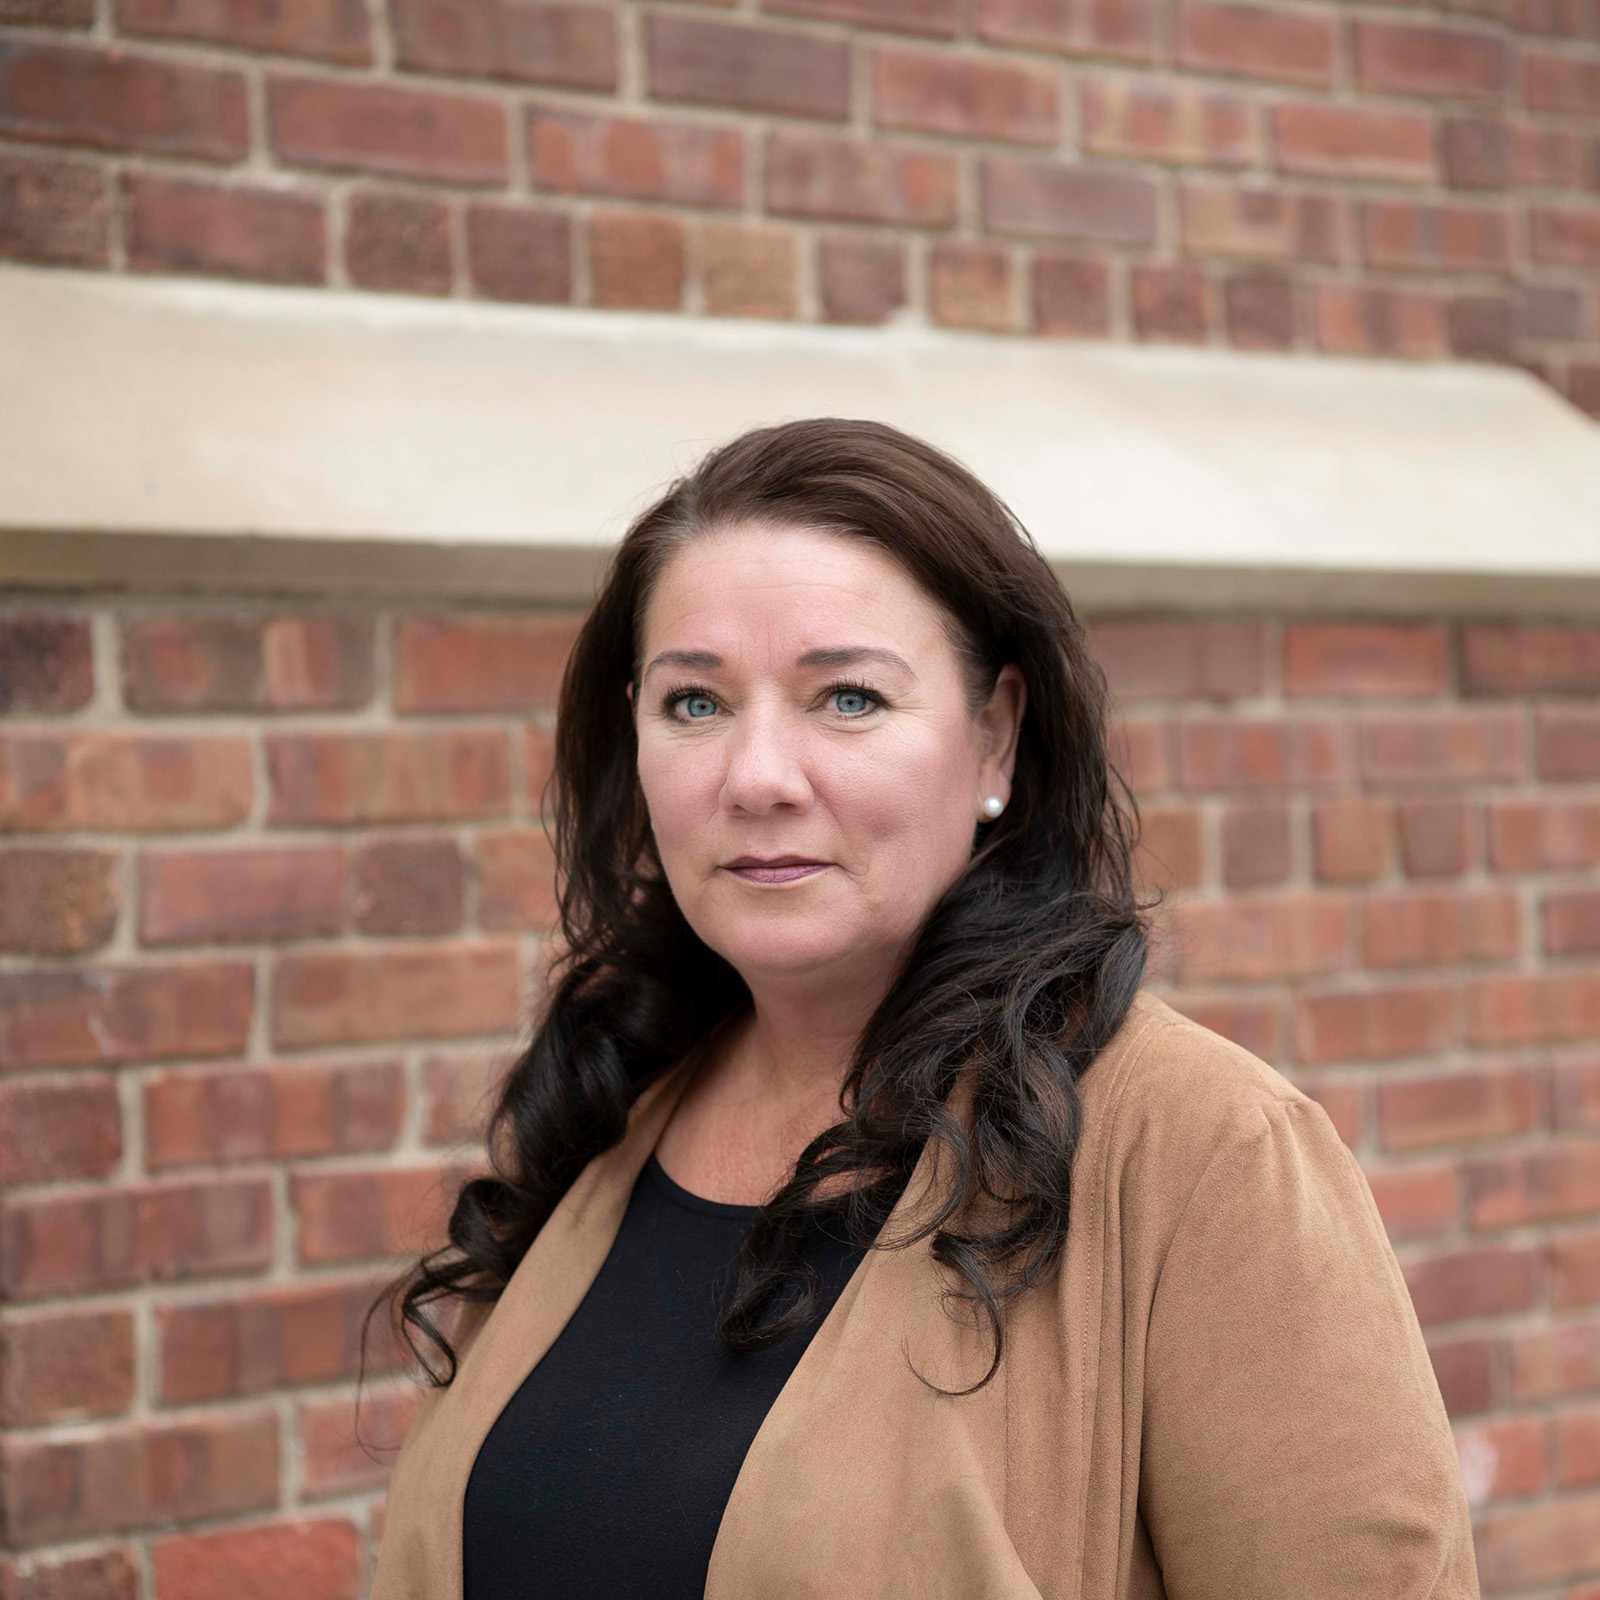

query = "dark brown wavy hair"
[[364, 416, 1149, 1401]]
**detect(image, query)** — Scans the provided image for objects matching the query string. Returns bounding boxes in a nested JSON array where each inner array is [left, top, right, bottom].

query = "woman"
[[367, 418, 1479, 1600]]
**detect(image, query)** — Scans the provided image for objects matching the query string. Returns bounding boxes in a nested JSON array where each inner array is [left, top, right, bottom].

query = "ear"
[[625, 679, 636, 711], [976, 664, 1027, 808]]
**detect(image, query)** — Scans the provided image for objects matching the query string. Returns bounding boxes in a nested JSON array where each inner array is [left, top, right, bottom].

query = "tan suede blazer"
[[369, 991, 1480, 1599]]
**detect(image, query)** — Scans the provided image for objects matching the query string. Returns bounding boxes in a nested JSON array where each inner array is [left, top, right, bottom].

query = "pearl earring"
[[982, 795, 1004, 819]]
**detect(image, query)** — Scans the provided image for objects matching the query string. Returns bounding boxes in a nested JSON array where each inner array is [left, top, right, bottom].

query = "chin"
[[700, 920, 863, 981]]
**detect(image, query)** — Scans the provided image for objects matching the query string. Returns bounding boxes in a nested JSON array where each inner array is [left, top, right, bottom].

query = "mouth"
[[721, 855, 831, 885]]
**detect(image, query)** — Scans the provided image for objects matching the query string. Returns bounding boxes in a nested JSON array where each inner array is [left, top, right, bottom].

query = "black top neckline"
[[641, 1150, 764, 1220]]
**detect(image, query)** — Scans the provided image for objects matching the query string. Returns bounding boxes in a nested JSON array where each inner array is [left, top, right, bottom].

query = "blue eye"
[[833, 688, 873, 716], [680, 693, 717, 719]]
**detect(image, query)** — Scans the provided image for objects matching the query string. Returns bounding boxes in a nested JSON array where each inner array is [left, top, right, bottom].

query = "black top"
[[461, 1151, 869, 1600]]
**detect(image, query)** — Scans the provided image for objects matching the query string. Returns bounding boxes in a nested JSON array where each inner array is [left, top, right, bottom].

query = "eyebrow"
[[640, 646, 916, 682]]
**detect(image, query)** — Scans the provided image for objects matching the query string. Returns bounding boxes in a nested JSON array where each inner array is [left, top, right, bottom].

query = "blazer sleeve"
[[1137, 1094, 1481, 1600]]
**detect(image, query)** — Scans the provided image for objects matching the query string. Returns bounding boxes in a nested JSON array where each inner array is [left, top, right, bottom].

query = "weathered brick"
[[1353, 21, 1507, 100], [1551, 1230, 1600, 1312], [1430, 1336, 1498, 1416], [1130, 262, 1209, 342], [125, 172, 325, 285], [157, 1278, 406, 1402], [1312, 798, 1390, 884], [1293, 982, 1459, 1063], [702, 221, 798, 320], [1273, 103, 1437, 183], [975, 0, 1157, 61], [982, 156, 1158, 243], [1080, 79, 1260, 167], [0, 0, 93, 22], [1518, 283, 1586, 343], [873, 48, 1057, 145], [0, 1548, 138, 1600], [1538, 708, 1600, 781], [140, 845, 344, 945], [1465, 625, 1600, 695], [1367, 1163, 1460, 1240], [265, 730, 511, 825], [0, 1176, 272, 1298], [818, 234, 905, 325], [1176, 3, 1336, 86], [423, 1045, 515, 1146], [271, 942, 521, 1048], [1468, 973, 1600, 1046], [645, 14, 850, 120], [1359, 711, 1524, 784], [0, 1310, 134, 1426], [392, 0, 616, 88], [1554, 1059, 1600, 1131], [1361, 889, 1521, 969], [122, 613, 373, 710], [0, 960, 253, 1069], [1525, 49, 1600, 115], [1508, 1319, 1600, 1404], [1133, 803, 1205, 893], [1170, 893, 1352, 982], [1531, 206, 1600, 268], [115, 0, 371, 64], [1443, 115, 1511, 190], [1397, 797, 1477, 878], [345, 189, 452, 295], [766, 0, 957, 32], [1546, 889, 1600, 956], [929, 243, 1013, 333], [1031, 252, 1111, 337], [1286, 622, 1450, 697], [1451, 1416, 1548, 1501], [0, 1074, 121, 1184], [0, 612, 93, 711], [0, 43, 247, 161], [467, 202, 571, 304], [1379, 1066, 1541, 1152], [145, 1057, 403, 1171], [1165, 994, 1286, 1061], [297, 1384, 423, 1497], [1180, 179, 1342, 262], [1109, 716, 1173, 791], [0, 152, 108, 265], [1219, 801, 1291, 887], [150, 1518, 362, 1600], [269, 75, 507, 184], [0, 732, 252, 832], [1517, 128, 1597, 193], [292, 1163, 469, 1263], [766, 132, 957, 226], [1222, 269, 1295, 349], [1447, 292, 1517, 361], [395, 613, 581, 711], [477, 829, 557, 931], [354, 837, 463, 935], [589, 210, 685, 309], [1088, 621, 1266, 701], [1468, 1143, 1600, 1229], [1361, 201, 1511, 275], [1178, 716, 1348, 789], [1294, 1078, 1364, 1147], [0, 847, 119, 955], [1402, 1244, 1540, 1326], [529, 107, 741, 207], [1489, 799, 1600, 872]]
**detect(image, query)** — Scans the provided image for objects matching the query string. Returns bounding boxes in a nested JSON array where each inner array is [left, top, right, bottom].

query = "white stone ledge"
[[3, 263, 1599, 616]]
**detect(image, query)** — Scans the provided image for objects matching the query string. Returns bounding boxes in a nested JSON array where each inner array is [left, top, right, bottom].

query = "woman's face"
[[631, 522, 1025, 995]]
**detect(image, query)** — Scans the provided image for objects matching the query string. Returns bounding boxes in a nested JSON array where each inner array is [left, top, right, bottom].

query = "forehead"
[[641, 523, 950, 656]]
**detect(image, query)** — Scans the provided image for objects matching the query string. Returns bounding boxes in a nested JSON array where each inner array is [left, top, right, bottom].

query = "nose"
[[719, 701, 813, 815]]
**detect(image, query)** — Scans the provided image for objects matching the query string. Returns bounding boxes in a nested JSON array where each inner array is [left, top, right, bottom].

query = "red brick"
[[1469, 1143, 1600, 1229], [0, 43, 247, 161], [345, 189, 452, 295], [1165, 994, 1285, 1061], [525, 722, 557, 812], [1513, 0, 1597, 35], [115, 0, 370, 64], [1379, 1066, 1541, 1153], [645, 14, 849, 120], [271, 942, 521, 1049], [140, 845, 345, 945], [0, 1176, 272, 1299], [981, 156, 1158, 243], [0, 1311, 134, 1426], [1312, 798, 1390, 884], [1539, 708, 1600, 780], [1362, 889, 1521, 970], [392, 0, 616, 88], [1518, 129, 1597, 192], [1443, 115, 1511, 190], [1552, 1230, 1600, 1311], [1361, 200, 1511, 274], [873, 48, 1057, 144], [1080, 79, 1259, 167], [1317, 283, 1445, 356], [1509, 1319, 1600, 1403], [701, 221, 798, 320], [1531, 206, 1600, 267], [1464, 627, 1600, 695], [1447, 292, 1516, 362], [157, 1278, 406, 1403], [1546, 890, 1600, 956], [269, 75, 506, 184], [354, 837, 463, 935], [1170, 894, 1352, 982], [1402, 1243, 1540, 1326], [477, 829, 557, 931], [1367, 1163, 1460, 1240], [0, 1410, 279, 1545], [2, 147, 109, 264], [297, 1385, 423, 1497], [0, 847, 119, 955], [1130, 262, 1209, 342], [1452, 1416, 1548, 1501], [1396, 797, 1476, 878], [1222, 269, 1295, 349], [151, 1518, 361, 1600], [1109, 716, 1173, 791], [929, 243, 1012, 333], [975, 0, 1157, 61], [767, 0, 958, 34], [0, 960, 252, 1069], [1468, 973, 1600, 1046], [1555, 1402, 1600, 1485], [423, 1045, 514, 1145], [1293, 983, 1458, 1063], [529, 108, 740, 207], [0, 0, 93, 21], [265, 730, 510, 826], [1525, 49, 1600, 114], [1031, 252, 1111, 337], [0, 732, 252, 832], [467, 202, 570, 303], [122, 613, 373, 710], [1293, 1078, 1364, 1147], [1133, 804, 1204, 893], [1519, 282, 1586, 342], [818, 234, 905, 325], [1179, 179, 1342, 262], [589, 210, 685, 309], [1429, 1336, 1498, 1416], [1354, 21, 1507, 99], [766, 131, 957, 226], [145, 1057, 403, 1171], [1176, 2, 1335, 86], [1489, 799, 1600, 872], [1219, 802, 1291, 887], [1572, 362, 1600, 420], [0, 1549, 137, 1600], [1178, 716, 1347, 789], [293, 1163, 469, 1263], [395, 613, 579, 711], [1273, 102, 1437, 183], [0, 611, 93, 710], [0, 1074, 121, 1185], [1359, 711, 1524, 785]]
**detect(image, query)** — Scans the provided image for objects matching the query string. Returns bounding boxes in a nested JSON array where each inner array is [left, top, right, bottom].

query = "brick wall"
[[2, 600, 1600, 1595], [1, 0, 1599, 414]]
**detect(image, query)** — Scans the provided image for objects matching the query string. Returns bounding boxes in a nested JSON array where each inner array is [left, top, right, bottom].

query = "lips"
[[722, 855, 830, 885]]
